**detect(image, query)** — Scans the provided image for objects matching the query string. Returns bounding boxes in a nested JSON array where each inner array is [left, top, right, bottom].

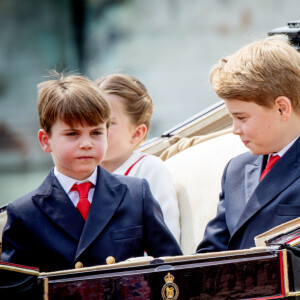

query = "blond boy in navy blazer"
[[197, 36, 300, 252]]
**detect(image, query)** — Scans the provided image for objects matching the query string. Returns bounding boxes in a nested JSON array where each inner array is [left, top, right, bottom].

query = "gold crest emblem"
[[161, 272, 179, 300]]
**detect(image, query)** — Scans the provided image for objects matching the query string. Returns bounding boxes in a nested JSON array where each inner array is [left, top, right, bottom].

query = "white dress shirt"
[[54, 167, 97, 207], [270, 135, 300, 159]]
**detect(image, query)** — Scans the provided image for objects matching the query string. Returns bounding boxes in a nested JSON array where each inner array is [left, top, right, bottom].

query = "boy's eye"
[[66, 132, 77, 136], [234, 115, 247, 121], [92, 131, 103, 135]]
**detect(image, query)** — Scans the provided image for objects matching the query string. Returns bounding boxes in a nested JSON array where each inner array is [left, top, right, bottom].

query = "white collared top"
[[54, 167, 97, 207], [270, 135, 300, 159]]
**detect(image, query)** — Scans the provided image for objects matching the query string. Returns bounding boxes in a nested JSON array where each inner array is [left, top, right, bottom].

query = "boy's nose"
[[232, 123, 241, 135], [80, 137, 93, 149]]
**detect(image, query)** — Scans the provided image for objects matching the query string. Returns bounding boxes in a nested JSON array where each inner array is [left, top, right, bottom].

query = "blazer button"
[[106, 256, 115, 264], [75, 261, 84, 269]]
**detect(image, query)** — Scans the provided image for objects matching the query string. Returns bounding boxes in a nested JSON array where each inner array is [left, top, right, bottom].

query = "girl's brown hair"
[[96, 74, 153, 140]]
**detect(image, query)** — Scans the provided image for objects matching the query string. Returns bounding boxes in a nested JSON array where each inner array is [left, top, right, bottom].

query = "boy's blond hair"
[[38, 72, 111, 134], [96, 74, 153, 141], [210, 35, 300, 113]]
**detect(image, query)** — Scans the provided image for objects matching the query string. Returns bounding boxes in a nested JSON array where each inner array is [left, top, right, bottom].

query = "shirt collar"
[[54, 167, 97, 194], [272, 135, 300, 158]]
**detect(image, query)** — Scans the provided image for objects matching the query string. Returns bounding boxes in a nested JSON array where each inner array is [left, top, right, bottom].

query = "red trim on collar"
[[124, 155, 147, 176]]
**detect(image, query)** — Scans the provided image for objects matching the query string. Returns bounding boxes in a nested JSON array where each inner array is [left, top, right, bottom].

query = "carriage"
[[1, 21, 300, 299]]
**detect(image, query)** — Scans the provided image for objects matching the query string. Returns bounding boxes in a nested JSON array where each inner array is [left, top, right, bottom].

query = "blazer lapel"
[[227, 155, 262, 232], [244, 156, 264, 203], [232, 139, 300, 237], [33, 170, 85, 242], [75, 167, 127, 259]]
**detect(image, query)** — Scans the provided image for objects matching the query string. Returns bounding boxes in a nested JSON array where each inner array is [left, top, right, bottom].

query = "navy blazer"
[[2, 166, 182, 272], [197, 136, 300, 252]]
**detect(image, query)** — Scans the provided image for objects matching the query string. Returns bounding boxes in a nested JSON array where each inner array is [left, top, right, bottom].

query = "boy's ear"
[[274, 96, 292, 120], [38, 129, 52, 153], [130, 124, 147, 145]]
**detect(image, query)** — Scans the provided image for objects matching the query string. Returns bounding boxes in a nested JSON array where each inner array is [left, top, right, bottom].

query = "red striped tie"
[[260, 155, 280, 181], [71, 182, 93, 220]]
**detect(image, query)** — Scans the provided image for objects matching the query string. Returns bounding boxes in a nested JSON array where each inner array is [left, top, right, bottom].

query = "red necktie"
[[260, 155, 280, 181], [71, 182, 93, 220]]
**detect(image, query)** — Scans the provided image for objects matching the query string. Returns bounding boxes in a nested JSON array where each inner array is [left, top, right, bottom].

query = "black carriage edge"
[[2, 217, 300, 299]]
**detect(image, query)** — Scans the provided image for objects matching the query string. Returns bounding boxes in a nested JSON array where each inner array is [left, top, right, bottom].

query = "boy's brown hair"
[[38, 72, 111, 134], [95, 74, 153, 141], [210, 35, 300, 113]]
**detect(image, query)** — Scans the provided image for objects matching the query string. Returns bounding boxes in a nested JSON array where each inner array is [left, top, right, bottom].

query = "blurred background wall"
[[0, 0, 299, 206]]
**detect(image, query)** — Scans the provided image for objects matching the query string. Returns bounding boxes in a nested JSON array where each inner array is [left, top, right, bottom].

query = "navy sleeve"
[[141, 179, 183, 257]]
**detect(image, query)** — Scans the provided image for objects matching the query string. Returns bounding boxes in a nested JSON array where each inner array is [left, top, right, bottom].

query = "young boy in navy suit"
[[197, 35, 300, 253], [1, 73, 182, 272]]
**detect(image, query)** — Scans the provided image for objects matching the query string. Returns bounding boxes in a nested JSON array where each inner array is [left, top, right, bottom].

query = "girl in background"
[[96, 74, 180, 243]]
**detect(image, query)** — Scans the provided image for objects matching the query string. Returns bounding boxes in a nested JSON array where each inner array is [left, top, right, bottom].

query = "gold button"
[[75, 261, 83, 269], [106, 256, 115, 264]]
